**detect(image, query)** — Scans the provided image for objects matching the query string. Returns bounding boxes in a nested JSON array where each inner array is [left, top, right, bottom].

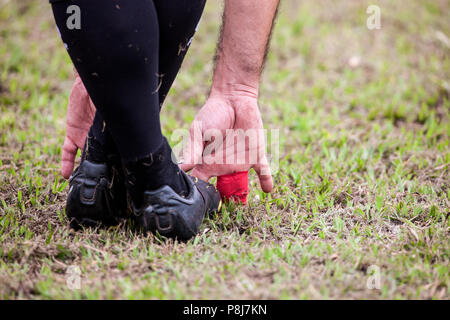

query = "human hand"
[[61, 74, 96, 179], [180, 93, 273, 193]]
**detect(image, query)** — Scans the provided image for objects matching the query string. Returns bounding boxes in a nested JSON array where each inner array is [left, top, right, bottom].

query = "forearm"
[[210, 0, 279, 99]]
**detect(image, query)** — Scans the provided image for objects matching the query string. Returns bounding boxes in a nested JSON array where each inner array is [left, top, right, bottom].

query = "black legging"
[[50, 0, 206, 160]]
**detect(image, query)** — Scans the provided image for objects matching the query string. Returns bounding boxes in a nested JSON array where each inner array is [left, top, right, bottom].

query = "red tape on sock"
[[216, 171, 249, 205]]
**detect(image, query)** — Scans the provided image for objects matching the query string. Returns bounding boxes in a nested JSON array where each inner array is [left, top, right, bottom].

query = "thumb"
[[61, 136, 78, 179], [190, 166, 211, 182], [179, 120, 203, 172], [253, 157, 273, 193]]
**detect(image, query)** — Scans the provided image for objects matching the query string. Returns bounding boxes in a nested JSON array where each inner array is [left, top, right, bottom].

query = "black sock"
[[83, 135, 107, 163], [83, 113, 120, 164], [123, 138, 188, 207]]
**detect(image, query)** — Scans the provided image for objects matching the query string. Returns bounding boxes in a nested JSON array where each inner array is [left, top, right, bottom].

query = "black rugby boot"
[[66, 137, 128, 229], [131, 171, 221, 241], [123, 138, 221, 241]]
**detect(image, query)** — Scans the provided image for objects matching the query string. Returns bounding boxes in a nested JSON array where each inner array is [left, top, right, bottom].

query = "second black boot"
[[123, 138, 221, 241], [66, 136, 128, 229]]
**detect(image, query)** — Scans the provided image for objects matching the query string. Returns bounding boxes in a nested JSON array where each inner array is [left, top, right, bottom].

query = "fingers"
[[180, 120, 203, 172], [61, 136, 78, 179], [61, 76, 94, 179], [179, 164, 192, 172], [87, 97, 96, 123], [190, 167, 211, 182], [253, 158, 273, 193]]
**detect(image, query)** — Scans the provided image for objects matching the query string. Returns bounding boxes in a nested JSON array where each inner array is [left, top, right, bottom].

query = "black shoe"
[[66, 158, 127, 229], [131, 170, 222, 241]]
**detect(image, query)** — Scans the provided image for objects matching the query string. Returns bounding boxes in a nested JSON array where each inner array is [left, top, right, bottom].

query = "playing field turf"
[[0, 0, 448, 299]]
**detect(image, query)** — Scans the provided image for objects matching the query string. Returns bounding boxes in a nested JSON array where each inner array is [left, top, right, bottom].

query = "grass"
[[0, 0, 449, 299]]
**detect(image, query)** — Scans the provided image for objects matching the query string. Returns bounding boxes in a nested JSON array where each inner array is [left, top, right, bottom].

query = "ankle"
[[84, 135, 108, 163], [123, 138, 188, 207], [84, 134, 122, 165]]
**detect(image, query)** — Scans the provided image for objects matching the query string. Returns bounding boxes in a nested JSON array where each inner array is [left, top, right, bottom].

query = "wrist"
[[210, 56, 260, 100]]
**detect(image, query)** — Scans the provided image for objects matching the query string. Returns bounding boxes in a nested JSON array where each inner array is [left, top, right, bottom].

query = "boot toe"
[[133, 172, 221, 241]]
